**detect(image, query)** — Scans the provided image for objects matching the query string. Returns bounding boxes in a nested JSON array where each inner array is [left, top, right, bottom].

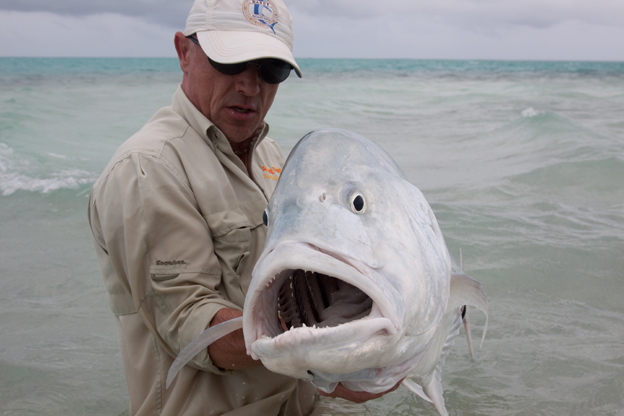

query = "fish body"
[[168, 128, 487, 415]]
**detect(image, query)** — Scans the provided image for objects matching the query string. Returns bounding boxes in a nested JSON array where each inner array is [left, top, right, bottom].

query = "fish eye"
[[263, 209, 269, 227], [349, 193, 366, 213]]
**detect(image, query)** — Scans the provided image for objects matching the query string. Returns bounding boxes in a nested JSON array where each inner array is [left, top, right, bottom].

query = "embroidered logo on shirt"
[[262, 165, 281, 181], [156, 260, 188, 266], [242, 0, 279, 34]]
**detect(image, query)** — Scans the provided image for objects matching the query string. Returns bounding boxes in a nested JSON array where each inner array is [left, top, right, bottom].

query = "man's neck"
[[230, 136, 255, 176], [228, 124, 266, 177]]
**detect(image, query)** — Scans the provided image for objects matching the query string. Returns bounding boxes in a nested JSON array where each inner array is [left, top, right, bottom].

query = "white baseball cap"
[[184, 0, 302, 78]]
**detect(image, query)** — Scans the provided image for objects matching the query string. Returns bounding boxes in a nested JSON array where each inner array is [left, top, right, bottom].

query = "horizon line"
[[1, 56, 623, 64]]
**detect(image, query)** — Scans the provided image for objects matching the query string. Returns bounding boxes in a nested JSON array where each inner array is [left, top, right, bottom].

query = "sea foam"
[[0, 143, 97, 196]]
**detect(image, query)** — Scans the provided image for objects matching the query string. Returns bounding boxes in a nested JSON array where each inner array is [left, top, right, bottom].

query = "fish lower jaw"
[[249, 316, 402, 384], [250, 314, 395, 361]]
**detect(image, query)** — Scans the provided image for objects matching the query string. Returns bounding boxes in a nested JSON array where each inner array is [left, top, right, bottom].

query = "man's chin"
[[219, 122, 263, 144]]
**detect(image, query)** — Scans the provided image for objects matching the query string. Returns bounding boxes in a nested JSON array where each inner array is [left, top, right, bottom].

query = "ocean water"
[[1, 57, 623, 416]]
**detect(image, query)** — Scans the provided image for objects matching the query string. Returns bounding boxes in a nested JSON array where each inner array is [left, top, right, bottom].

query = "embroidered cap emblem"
[[242, 0, 279, 34]]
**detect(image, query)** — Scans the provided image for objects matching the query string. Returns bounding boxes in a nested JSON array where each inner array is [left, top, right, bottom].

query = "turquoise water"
[[1, 58, 623, 415]]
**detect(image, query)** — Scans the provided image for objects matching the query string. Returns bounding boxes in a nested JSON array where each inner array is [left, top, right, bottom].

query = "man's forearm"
[[318, 380, 403, 403], [208, 308, 261, 370]]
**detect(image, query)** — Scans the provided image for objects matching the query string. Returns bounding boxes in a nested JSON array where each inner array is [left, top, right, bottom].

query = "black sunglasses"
[[187, 35, 293, 84]]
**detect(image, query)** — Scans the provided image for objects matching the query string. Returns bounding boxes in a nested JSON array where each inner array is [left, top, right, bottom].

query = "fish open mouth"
[[274, 269, 374, 334], [246, 241, 401, 353]]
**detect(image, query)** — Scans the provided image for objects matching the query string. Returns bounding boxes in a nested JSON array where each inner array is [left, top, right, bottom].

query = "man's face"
[[178, 34, 279, 143]]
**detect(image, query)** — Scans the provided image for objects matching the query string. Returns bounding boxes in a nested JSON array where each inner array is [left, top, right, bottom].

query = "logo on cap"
[[242, 0, 279, 34]]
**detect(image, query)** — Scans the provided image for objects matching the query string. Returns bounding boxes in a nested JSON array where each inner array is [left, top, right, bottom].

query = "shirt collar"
[[171, 85, 270, 154]]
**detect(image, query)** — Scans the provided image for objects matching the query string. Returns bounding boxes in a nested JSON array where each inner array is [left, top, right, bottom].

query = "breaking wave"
[[0, 143, 97, 196]]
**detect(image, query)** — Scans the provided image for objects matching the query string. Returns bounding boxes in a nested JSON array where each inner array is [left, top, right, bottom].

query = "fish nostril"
[[319, 193, 326, 202]]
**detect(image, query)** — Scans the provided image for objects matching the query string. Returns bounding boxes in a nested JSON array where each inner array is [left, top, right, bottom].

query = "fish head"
[[243, 129, 451, 393]]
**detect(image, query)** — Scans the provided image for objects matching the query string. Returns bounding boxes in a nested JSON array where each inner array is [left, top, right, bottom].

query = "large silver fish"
[[167, 129, 488, 416]]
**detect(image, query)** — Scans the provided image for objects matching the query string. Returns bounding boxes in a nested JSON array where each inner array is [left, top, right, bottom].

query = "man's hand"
[[317, 379, 404, 404], [208, 308, 261, 370]]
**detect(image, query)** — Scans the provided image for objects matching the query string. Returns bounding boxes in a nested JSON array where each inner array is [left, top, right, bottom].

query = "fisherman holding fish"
[[88, 0, 400, 414]]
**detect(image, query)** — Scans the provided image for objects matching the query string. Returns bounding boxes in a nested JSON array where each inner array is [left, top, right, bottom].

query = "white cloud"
[[0, 11, 177, 57], [1, 1, 623, 61], [289, 0, 624, 29], [290, 3, 624, 61], [0, 0, 189, 28]]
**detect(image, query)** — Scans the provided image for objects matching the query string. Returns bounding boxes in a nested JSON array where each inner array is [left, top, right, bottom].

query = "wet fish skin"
[[167, 128, 487, 415], [244, 129, 487, 414]]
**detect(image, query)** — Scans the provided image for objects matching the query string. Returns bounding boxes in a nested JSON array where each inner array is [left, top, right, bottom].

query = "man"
[[89, 0, 398, 414]]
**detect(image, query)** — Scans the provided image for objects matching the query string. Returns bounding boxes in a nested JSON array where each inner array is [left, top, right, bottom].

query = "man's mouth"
[[227, 105, 258, 122], [232, 106, 254, 114]]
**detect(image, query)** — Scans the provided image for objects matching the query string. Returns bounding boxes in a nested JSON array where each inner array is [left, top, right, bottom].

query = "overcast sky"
[[0, 0, 622, 61]]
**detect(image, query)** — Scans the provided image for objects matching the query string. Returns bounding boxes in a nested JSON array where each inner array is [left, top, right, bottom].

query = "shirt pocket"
[[205, 210, 252, 279], [151, 273, 180, 282]]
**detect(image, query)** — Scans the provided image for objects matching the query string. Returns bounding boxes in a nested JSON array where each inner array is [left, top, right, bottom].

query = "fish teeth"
[[266, 274, 279, 288]]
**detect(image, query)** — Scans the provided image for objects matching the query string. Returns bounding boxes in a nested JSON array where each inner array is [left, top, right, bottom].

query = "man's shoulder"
[[93, 105, 193, 189], [117, 105, 190, 159]]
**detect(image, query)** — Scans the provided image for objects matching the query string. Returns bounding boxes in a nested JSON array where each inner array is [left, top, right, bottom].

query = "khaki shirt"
[[89, 86, 316, 415]]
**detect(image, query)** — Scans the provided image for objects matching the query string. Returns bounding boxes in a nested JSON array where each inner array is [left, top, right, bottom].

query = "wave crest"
[[0, 143, 97, 196]]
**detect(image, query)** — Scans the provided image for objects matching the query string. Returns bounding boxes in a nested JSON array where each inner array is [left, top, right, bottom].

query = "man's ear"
[[174, 31, 191, 73]]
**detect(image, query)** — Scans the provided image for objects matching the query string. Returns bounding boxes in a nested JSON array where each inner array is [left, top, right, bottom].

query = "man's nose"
[[235, 64, 262, 96]]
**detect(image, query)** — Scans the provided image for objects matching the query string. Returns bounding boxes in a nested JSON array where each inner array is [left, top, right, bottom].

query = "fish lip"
[[244, 241, 404, 356], [251, 314, 395, 368]]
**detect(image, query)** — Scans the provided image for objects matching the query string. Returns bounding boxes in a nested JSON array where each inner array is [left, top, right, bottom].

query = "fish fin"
[[423, 373, 449, 416], [462, 306, 475, 359], [439, 309, 463, 368], [402, 378, 433, 403], [165, 316, 243, 388], [403, 375, 449, 416], [449, 271, 488, 349], [404, 310, 461, 414]]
